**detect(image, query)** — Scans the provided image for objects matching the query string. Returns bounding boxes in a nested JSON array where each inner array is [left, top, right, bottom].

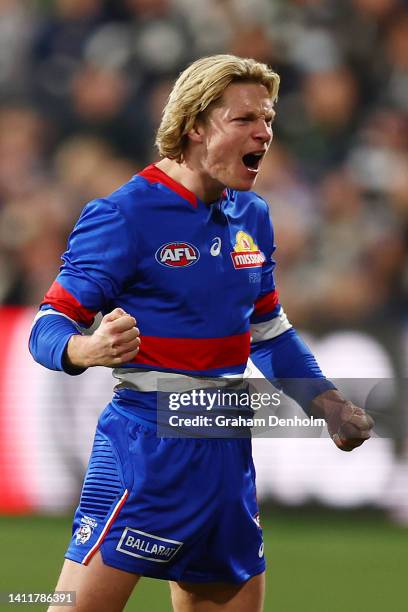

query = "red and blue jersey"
[[30, 164, 334, 414]]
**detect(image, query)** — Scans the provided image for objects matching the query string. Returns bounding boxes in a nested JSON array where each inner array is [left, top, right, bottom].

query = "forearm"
[[30, 307, 140, 373], [250, 330, 374, 450], [309, 388, 349, 420], [250, 328, 335, 413], [29, 312, 86, 375], [65, 333, 94, 369]]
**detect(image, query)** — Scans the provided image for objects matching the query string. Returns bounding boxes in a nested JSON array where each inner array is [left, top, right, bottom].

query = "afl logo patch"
[[155, 242, 200, 268]]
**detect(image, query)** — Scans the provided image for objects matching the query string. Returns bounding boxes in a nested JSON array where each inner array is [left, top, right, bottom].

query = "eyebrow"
[[234, 110, 275, 121]]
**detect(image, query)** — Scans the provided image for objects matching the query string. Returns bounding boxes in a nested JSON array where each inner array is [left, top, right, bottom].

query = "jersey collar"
[[138, 164, 198, 208], [138, 164, 229, 209]]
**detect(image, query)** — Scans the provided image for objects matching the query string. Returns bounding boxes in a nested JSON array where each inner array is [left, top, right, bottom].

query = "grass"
[[0, 508, 406, 611]]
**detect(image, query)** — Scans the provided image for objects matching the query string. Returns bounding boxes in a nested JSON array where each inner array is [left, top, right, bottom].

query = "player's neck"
[[155, 158, 224, 204]]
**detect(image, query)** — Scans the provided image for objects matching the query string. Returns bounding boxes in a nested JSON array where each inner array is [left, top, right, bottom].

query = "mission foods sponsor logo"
[[156, 242, 200, 267], [232, 251, 265, 268], [116, 528, 183, 563], [231, 231, 265, 269]]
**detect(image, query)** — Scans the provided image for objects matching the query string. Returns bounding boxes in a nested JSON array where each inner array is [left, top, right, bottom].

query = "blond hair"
[[155, 55, 280, 162]]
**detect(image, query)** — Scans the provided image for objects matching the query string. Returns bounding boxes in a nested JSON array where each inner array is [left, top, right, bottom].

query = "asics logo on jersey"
[[156, 242, 200, 268], [210, 237, 222, 256]]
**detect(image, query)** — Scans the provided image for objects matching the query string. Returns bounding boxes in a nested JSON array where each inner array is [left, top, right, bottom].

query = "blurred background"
[[1, 0, 408, 610]]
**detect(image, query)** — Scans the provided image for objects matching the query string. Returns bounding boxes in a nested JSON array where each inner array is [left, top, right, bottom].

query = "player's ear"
[[187, 118, 205, 144]]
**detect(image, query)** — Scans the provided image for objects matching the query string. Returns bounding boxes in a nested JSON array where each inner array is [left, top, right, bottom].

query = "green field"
[[0, 508, 406, 611]]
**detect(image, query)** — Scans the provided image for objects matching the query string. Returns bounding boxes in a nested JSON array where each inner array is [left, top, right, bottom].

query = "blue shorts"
[[65, 403, 265, 583]]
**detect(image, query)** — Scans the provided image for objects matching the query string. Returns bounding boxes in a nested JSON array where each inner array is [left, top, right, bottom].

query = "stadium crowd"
[[0, 0, 407, 335]]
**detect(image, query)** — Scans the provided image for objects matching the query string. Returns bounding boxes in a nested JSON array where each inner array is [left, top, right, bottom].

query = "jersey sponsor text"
[[231, 251, 265, 269]]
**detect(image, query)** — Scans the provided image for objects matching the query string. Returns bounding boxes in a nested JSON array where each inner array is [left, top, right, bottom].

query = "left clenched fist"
[[311, 391, 375, 452], [327, 401, 374, 451]]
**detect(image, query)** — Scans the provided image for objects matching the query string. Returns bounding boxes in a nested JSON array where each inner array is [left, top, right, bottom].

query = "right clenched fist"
[[66, 308, 141, 368]]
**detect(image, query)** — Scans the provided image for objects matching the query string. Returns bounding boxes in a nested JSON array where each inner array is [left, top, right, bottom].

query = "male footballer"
[[30, 55, 374, 611]]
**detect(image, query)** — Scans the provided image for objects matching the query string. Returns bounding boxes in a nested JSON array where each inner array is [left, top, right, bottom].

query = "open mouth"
[[242, 152, 264, 171]]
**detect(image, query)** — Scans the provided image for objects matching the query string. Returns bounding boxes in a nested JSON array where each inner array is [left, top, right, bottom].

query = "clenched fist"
[[66, 308, 141, 368], [310, 390, 375, 452]]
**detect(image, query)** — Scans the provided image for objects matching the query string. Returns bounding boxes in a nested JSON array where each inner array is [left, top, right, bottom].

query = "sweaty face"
[[197, 82, 275, 192]]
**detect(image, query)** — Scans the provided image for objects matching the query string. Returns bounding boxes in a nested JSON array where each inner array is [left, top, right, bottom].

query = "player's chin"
[[229, 174, 258, 191]]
